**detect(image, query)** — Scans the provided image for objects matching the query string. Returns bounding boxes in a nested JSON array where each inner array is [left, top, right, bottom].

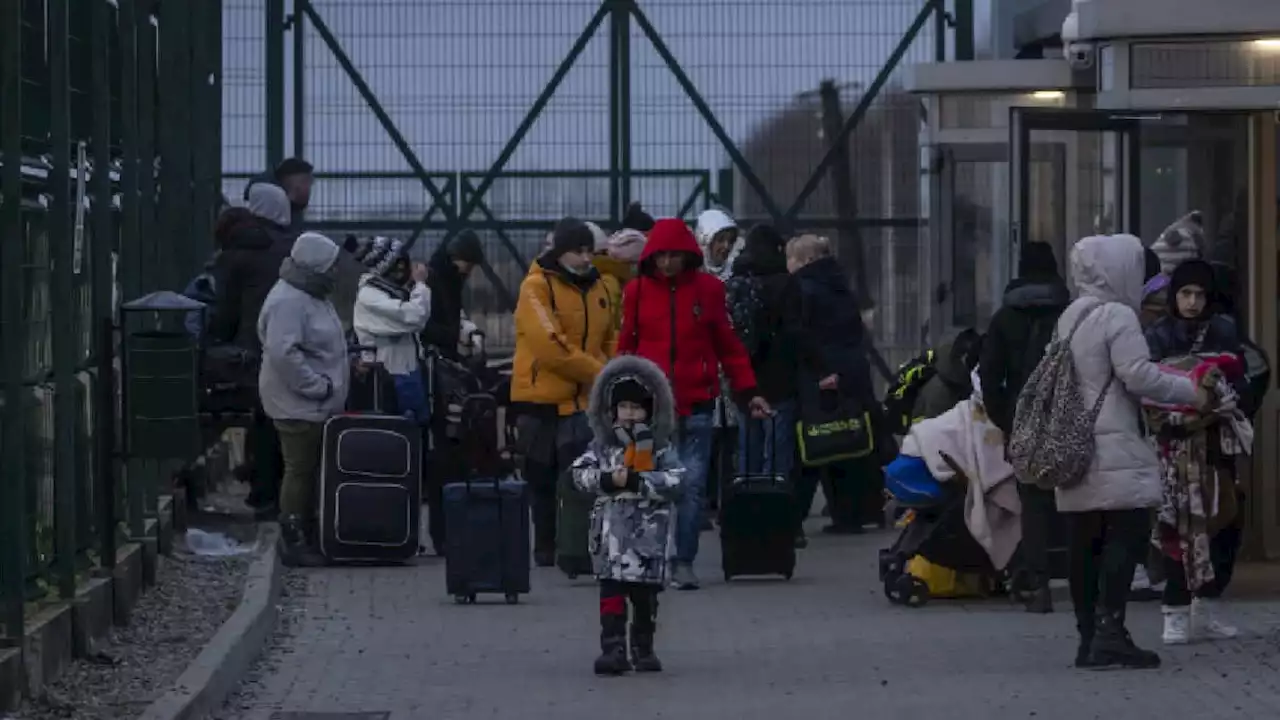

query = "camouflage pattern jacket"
[[570, 354, 684, 585], [571, 444, 683, 585]]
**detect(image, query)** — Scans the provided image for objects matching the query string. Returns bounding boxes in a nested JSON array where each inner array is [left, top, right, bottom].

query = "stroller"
[[878, 452, 999, 607]]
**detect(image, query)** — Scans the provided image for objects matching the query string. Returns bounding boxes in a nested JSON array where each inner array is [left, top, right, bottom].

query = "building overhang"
[[904, 59, 1091, 95]]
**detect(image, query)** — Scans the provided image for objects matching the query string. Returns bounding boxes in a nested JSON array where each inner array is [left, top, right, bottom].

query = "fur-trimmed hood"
[[587, 355, 676, 449]]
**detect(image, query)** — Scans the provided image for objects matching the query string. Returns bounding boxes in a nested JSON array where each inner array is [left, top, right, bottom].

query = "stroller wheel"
[[887, 574, 930, 608]]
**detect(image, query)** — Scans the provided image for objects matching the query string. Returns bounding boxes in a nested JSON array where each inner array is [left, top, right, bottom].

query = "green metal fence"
[[224, 0, 972, 357], [1, 0, 224, 644]]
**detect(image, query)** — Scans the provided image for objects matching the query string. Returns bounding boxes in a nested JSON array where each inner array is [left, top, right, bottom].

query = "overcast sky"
[[221, 0, 953, 224]]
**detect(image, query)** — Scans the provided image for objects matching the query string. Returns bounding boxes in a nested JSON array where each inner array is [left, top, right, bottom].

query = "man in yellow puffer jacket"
[[512, 217, 619, 566]]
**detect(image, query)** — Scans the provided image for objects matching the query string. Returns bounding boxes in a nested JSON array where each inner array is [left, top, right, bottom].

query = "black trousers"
[[525, 456, 559, 555], [599, 579, 658, 634], [1018, 483, 1058, 587], [795, 460, 865, 530], [1162, 518, 1244, 606], [247, 406, 283, 508], [1067, 509, 1150, 635]]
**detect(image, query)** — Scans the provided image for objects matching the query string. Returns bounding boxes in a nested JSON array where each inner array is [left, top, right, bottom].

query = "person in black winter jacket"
[[727, 224, 797, 479], [422, 230, 486, 361], [978, 241, 1070, 613], [783, 234, 882, 537]]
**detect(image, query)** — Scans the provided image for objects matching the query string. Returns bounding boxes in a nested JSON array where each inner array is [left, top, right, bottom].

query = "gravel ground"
[[13, 545, 252, 720], [204, 570, 309, 720]]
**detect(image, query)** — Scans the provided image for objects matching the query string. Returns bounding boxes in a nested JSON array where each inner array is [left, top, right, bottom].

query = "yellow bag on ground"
[[905, 555, 987, 599]]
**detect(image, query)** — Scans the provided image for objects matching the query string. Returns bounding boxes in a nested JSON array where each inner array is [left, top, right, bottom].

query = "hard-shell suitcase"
[[719, 420, 796, 581], [441, 390, 531, 604], [443, 476, 531, 604], [319, 353, 423, 564]]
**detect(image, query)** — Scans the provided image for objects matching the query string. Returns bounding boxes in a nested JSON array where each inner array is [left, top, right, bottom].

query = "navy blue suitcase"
[[443, 477, 531, 604]]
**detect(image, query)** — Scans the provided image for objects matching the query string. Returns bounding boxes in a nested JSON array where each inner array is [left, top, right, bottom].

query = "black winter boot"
[[594, 615, 630, 676], [277, 515, 326, 568], [630, 630, 663, 673], [1086, 610, 1160, 669]]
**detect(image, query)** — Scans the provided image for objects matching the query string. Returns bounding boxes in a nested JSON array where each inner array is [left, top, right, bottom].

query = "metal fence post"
[[49, 0, 79, 600], [292, 0, 307, 159], [954, 0, 975, 61], [159, 0, 193, 287], [1, 0, 27, 641], [190, 0, 219, 263], [267, 0, 286, 169], [92, 0, 116, 571], [137, 4, 157, 293], [608, 0, 632, 223], [118, 0, 140, 303], [818, 80, 869, 307]]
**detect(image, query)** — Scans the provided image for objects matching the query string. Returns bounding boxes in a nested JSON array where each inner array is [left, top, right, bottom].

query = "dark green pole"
[[954, 0, 975, 61], [159, 0, 194, 284], [293, 0, 307, 159], [91, 0, 115, 570], [0, 0, 28, 640], [118, 0, 140, 302], [266, 0, 286, 169], [49, 0, 78, 600], [137, 4, 157, 292], [610, 1, 633, 221]]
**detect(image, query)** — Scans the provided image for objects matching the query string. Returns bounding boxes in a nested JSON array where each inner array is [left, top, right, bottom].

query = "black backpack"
[[882, 349, 937, 436]]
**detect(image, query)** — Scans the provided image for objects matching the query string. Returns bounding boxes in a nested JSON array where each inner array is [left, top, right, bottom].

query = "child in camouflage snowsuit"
[[571, 355, 684, 676]]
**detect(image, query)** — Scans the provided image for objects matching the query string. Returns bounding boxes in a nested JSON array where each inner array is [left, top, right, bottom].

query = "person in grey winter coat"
[[1055, 233, 1206, 670], [258, 231, 351, 566], [571, 355, 684, 676]]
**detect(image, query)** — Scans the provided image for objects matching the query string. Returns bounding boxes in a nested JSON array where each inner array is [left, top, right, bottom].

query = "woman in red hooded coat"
[[618, 218, 770, 590]]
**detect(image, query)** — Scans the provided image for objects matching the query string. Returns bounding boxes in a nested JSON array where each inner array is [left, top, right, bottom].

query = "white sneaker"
[[1131, 566, 1151, 591], [1162, 605, 1191, 645], [1191, 597, 1239, 640], [670, 562, 700, 590]]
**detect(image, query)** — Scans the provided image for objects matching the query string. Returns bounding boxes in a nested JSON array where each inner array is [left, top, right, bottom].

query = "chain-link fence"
[[223, 0, 959, 362]]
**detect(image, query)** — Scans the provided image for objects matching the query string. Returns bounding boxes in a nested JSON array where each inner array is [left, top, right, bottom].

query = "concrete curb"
[[136, 524, 282, 720]]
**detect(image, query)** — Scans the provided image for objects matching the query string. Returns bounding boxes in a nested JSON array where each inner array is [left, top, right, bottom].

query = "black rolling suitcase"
[[719, 420, 796, 581], [318, 356, 422, 564], [443, 393, 532, 604]]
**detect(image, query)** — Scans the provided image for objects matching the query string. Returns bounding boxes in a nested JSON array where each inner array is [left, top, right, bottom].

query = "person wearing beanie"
[[618, 217, 770, 590], [592, 227, 645, 331], [570, 355, 683, 675], [352, 236, 432, 425], [978, 241, 1071, 613], [622, 201, 655, 233], [1142, 258, 1249, 647], [422, 229, 486, 361], [511, 216, 619, 569], [257, 232, 350, 567]]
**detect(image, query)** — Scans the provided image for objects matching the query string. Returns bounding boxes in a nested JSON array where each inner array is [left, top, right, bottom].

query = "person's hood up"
[[1001, 276, 1070, 310], [1017, 241, 1059, 278], [732, 223, 787, 276], [1069, 233, 1145, 310], [638, 219, 703, 277], [247, 182, 292, 227], [694, 208, 742, 274], [586, 355, 676, 449], [289, 231, 340, 273]]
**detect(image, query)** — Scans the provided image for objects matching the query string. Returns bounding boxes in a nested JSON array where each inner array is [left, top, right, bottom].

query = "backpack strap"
[[1061, 299, 1109, 344], [543, 273, 556, 312]]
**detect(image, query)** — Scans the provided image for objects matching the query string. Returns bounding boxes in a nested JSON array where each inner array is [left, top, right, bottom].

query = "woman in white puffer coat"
[[1055, 233, 1209, 671]]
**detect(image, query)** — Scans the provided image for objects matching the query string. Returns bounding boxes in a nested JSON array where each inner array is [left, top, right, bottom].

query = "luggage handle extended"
[[728, 404, 784, 489], [348, 343, 388, 415]]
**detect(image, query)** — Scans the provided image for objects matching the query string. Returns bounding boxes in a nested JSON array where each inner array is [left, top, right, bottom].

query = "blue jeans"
[[737, 400, 796, 477], [674, 410, 714, 564], [392, 368, 431, 427]]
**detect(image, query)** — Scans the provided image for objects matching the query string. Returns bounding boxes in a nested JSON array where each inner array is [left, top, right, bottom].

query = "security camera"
[[1065, 41, 1095, 71]]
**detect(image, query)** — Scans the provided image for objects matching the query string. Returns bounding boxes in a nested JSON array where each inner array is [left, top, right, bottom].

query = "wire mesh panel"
[[220, 0, 939, 356]]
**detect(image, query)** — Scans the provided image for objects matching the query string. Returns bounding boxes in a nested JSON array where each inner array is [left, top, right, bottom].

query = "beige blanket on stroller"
[[900, 370, 1022, 570]]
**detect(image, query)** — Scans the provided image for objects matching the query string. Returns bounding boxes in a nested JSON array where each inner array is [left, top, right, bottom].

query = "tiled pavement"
[[220, 522, 1280, 720]]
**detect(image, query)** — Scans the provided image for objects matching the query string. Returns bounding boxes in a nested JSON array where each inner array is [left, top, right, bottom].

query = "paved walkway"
[[225, 523, 1280, 720]]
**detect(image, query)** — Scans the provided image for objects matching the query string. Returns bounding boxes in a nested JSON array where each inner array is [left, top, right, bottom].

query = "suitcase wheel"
[[454, 593, 477, 605], [567, 572, 579, 580], [723, 572, 731, 583], [783, 571, 793, 581], [504, 593, 519, 605]]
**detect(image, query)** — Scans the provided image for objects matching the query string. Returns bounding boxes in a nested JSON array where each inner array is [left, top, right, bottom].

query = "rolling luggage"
[[442, 393, 531, 604], [318, 357, 422, 563], [719, 420, 796, 581]]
